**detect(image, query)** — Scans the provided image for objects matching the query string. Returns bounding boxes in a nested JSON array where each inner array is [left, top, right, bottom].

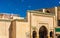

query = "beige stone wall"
[[14, 11, 33, 38], [57, 11, 60, 20], [45, 8, 55, 13], [9, 21, 16, 38], [0, 14, 3, 18], [30, 12, 55, 29], [0, 20, 11, 38], [8, 11, 56, 38], [57, 7, 60, 20], [16, 21, 29, 38], [0, 10, 55, 38], [0, 11, 31, 38]]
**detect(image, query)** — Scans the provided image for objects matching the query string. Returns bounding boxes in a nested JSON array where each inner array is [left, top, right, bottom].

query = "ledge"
[[12, 19, 27, 22], [0, 19, 11, 22], [27, 10, 55, 16]]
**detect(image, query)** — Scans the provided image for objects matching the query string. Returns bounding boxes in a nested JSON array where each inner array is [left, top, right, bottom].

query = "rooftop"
[[0, 13, 19, 17], [27, 10, 55, 16], [0, 13, 24, 19]]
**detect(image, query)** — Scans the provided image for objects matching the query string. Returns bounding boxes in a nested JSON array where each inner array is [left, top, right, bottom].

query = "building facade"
[[0, 6, 60, 38]]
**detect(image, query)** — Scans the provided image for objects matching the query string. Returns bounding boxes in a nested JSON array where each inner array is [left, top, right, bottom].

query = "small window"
[[32, 31, 37, 38], [58, 20, 60, 26], [50, 31, 53, 37]]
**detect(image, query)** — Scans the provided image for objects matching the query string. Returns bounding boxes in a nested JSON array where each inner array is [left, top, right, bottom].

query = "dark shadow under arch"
[[50, 31, 54, 38], [32, 31, 37, 38], [39, 26, 48, 38], [50, 31, 53, 37]]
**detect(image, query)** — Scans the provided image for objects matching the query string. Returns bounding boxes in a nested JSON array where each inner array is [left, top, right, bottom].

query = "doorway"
[[39, 26, 48, 38], [32, 31, 37, 38]]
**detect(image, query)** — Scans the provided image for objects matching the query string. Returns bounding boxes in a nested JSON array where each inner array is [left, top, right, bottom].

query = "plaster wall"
[[0, 20, 11, 38], [16, 21, 29, 38]]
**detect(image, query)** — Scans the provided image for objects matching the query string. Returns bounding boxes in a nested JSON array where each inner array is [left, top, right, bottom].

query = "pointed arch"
[[39, 26, 48, 38]]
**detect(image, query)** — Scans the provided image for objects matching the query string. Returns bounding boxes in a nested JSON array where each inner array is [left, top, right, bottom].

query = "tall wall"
[[15, 11, 56, 38], [14, 11, 32, 38], [0, 19, 11, 38], [9, 21, 16, 38], [15, 20, 29, 38]]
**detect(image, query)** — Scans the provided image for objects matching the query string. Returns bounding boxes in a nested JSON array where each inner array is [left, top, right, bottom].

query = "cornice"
[[0, 19, 12, 22]]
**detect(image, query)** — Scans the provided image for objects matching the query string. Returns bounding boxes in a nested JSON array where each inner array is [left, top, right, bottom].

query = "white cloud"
[[59, 1, 60, 4]]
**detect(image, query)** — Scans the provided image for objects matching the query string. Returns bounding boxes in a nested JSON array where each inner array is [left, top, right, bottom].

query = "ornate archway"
[[32, 31, 37, 38], [39, 26, 48, 38]]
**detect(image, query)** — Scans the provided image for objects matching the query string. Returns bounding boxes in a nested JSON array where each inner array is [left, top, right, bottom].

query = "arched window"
[[50, 31, 53, 38], [32, 31, 37, 38]]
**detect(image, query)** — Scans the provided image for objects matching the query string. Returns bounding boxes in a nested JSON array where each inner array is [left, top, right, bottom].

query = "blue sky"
[[0, 0, 60, 17]]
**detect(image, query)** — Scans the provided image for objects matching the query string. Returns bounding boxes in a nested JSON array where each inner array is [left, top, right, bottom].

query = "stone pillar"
[[54, 7, 58, 38], [37, 31, 39, 38], [48, 33, 50, 38], [36, 28, 39, 38], [55, 7, 58, 26], [47, 30, 50, 38]]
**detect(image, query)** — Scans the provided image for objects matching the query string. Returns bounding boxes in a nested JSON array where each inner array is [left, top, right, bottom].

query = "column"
[[37, 31, 39, 38], [54, 7, 58, 38]]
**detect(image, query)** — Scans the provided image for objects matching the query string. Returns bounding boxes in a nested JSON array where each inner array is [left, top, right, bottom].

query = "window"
[[58, 20, 60, 26], [32, 31, 37, 38], [50, 31, 53, 38]]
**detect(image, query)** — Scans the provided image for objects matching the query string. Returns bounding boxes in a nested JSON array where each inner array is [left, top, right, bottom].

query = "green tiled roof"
[[55, 28, 60, 32]]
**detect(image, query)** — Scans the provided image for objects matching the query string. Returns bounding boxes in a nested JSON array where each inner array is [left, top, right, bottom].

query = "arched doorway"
[[39, 26, 48, 38], [32, 31, 37, 38], [50, 31, 54, 38]]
